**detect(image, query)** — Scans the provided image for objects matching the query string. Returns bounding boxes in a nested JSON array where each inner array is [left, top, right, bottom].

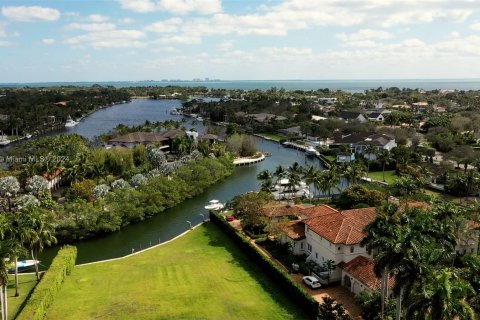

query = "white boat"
[[0, 135, 11, 146], [196, 117, 204, 122], [205, 199, 225, 211], [170, 108, 182, 115], [8, 259, 39, 273], [65, 115, 79, 128], [305, 146, 317, 157]]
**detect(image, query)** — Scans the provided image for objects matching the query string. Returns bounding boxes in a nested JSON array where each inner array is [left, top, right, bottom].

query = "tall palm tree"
[[319, 169, 341, 198], [343, 162, 367, 185], [302, 166, 318, 202], [274, 165, 286, 184], [22, 205, 57, 281], [364, 145, 378, 177], [257, 170, 274, 192], [406, 268, 475, 320], [376, 149, 393, 182], [286, 170, 301, 200]]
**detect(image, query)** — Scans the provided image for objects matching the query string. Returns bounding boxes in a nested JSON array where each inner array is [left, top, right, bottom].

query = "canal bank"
[[30, 99, 328, 265]]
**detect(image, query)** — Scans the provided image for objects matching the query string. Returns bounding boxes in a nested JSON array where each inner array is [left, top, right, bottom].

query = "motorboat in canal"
[[65, 115, 79, 128], [8, 259, 39, 273], [305, 146, 318, 157], [204, 199, 225, 211], [0, 135, 11, 146]]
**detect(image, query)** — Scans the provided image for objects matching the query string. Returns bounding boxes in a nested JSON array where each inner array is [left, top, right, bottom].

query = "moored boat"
[[305, 146, 317, 157], [65, 115, 79, 128], [204, 199, 225, 211], [8, 259, 39, 273]]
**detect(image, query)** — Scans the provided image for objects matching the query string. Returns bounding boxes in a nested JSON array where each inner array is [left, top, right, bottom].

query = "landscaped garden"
[[45, 223, 308, 320]]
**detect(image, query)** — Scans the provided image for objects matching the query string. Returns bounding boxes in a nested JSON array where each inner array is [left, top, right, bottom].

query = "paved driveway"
[[292, 274, 363, 319]]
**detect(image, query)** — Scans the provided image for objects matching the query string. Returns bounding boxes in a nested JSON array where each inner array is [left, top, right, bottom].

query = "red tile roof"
[[340, 256, 395, 290], [282, 220, 306, 240], [300, 204, 338, 219], [304, 207, 377, 245], [262, 203, 304, 218]]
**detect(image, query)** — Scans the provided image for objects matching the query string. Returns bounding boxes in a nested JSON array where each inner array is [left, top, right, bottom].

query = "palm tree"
[[406, 268, 475, 320], [376, 149, 393, 182], [364, 145, 378, 177], [257, 170, 274, 192], [22, 205, 57, 281], [286, 170, 301, 200], [343, 162, 367, 185], [0, 216, 13, 320], [274, 165, 286, 184], [319, 169, 341, 199], [302, 166, 318, 202]]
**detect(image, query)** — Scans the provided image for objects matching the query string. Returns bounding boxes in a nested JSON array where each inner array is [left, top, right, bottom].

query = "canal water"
[[38, 99, 339, 265]]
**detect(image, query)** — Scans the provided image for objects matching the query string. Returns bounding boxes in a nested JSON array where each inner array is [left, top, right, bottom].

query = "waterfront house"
[[109, 129, 186, 151], [336, 152, 355, 163], [247, 113, 288, 124], [277, 126, 303, 138], [333, 133, 396, 160], [338, 111, 367, 123], [43, 168, 63, 191]]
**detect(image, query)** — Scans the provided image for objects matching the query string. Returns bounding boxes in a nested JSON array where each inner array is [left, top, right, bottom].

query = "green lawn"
[[256, 133, 283, 142], [7, 274, 38, 320], [46, 223, 307, 320], [367, 170, 397, 184]]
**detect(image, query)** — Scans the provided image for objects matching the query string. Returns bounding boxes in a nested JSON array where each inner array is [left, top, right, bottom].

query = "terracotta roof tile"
[[304, 207, 376, 245], [262, 203, 303, 218], [300, 204, 338, 219], [282, 220, 306, 240], [341, 256, 395, 290]]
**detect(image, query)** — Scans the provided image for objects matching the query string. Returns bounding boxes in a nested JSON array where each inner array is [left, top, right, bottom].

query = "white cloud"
[[66, 22, 117, 32], [381, 9, 471, 27], [336, 29, 394, 42], [119, 0, 222, 15], [0, 40, 15, 46], [151, 46, 178, 53], [42, 38, 55, 44], [0, 23, 6, 37], [154, 34, 202, 44], [119, 17, 135, 24], [217, 40, 233, 51], [471, 22, 480, 30], [65, 29, 147, 49], [2, 6, 61, 22], [88, 14, 109, 23], [145, 18, 182, 33]]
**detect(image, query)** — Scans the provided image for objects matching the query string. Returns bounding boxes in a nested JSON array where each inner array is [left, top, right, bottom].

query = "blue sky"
[[1, 0, 480, 82]]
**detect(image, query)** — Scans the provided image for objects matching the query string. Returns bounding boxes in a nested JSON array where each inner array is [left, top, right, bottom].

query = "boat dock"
[[233, 153, 266, 166], [282, 141, 331, 168]]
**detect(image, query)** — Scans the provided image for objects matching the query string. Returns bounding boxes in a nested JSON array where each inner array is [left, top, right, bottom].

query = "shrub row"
[[16, 246, 77, 320], [209, 211, 319, 320]]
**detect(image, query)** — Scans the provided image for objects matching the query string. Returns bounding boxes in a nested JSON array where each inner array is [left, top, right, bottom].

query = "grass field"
[[46, 223, 307, 320], [7, 274, 38, 320], [367, 170, 397, 184], [256, 133, 283, 142]]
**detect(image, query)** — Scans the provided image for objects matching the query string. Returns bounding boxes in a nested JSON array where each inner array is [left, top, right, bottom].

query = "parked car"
[[302, 276, 321, 289]]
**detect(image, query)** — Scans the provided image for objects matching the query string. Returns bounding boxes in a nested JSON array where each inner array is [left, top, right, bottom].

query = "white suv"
[[302, 276, 321, 289]]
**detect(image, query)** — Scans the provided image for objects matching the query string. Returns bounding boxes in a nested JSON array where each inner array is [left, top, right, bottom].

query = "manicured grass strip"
[[256, 133, 283, 142], [367, 170, 397, 184], [46, 224, 308, 320], [6, 274, 38, 320]]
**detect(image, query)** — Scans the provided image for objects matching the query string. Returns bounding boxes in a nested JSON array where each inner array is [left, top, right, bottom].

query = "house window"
[[306, 226, 309, 232], [338, 247, 341, 251], [350, 246, 354, 253], [300, 242, 303, 249], [315, 253, 318, 259], [307, 244, 312, 252]]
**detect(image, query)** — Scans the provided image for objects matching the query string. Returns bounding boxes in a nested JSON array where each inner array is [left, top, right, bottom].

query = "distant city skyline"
[[1, 0, 480, 82]]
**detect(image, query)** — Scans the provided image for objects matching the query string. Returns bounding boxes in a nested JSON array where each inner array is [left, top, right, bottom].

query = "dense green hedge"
[[209, 211, 319, 319], [16, 246, 77, 320]]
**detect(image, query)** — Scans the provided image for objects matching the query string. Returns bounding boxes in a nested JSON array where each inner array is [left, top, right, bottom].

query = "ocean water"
[[1, 79, 480, 93]]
